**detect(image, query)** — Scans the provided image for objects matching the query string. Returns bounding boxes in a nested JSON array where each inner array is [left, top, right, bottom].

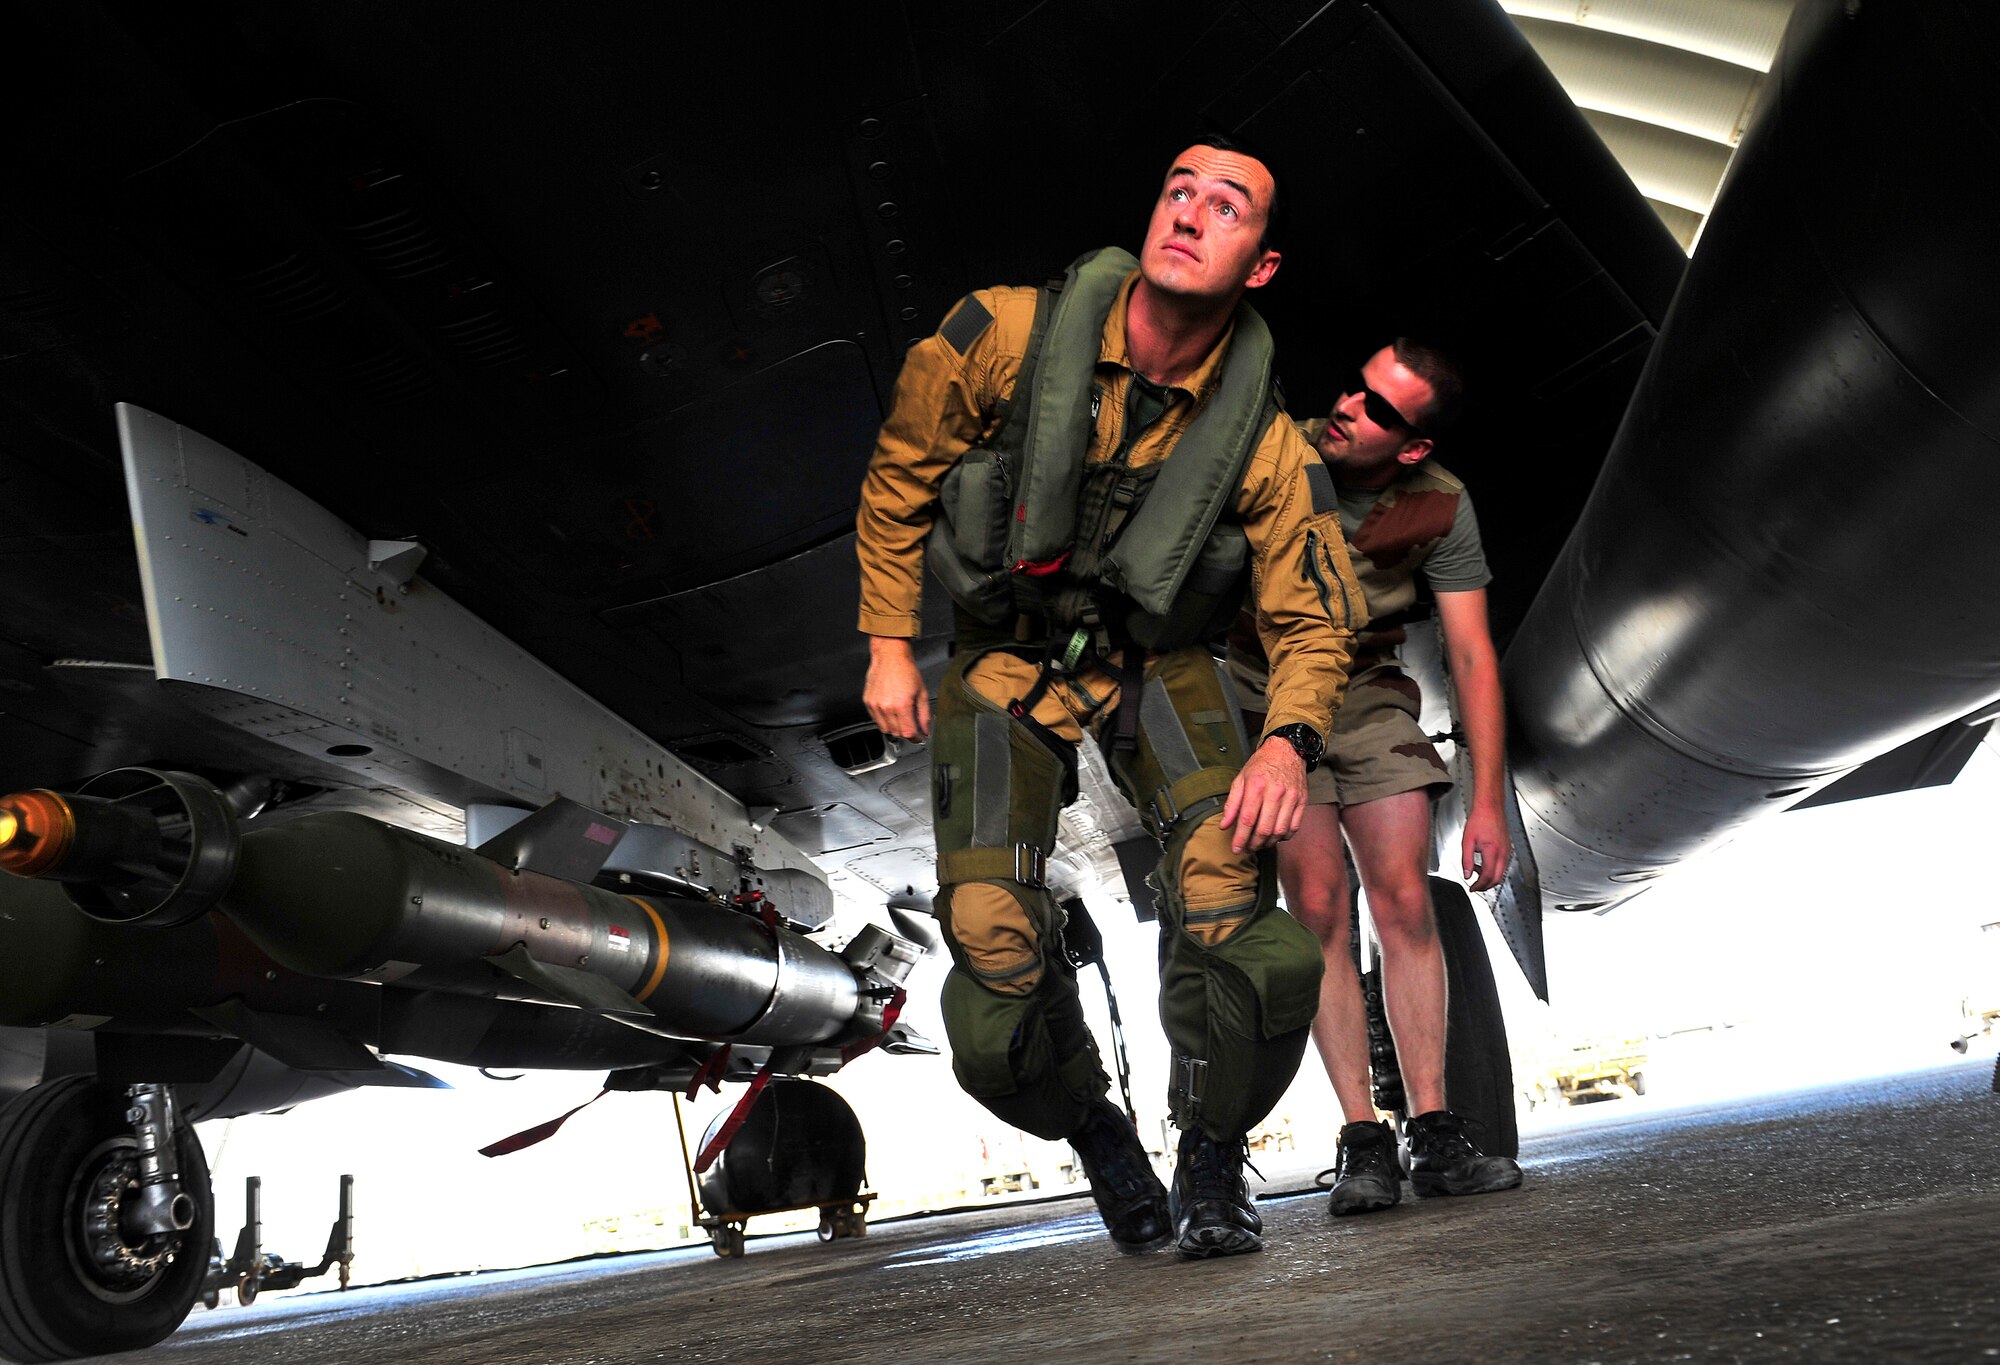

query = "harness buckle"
[[1174, 1054, 1208, 1115], [1014, 844, 1047, 888], [1148, 784, 1181, 838]]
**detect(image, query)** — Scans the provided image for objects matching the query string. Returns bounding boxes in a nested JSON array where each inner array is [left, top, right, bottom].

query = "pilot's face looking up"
[[1314, 346, 1437, 483], [1139, 143, 1282, 305]]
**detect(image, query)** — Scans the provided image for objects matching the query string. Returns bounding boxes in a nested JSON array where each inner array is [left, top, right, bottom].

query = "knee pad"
[[935, 881, 1048, 995], [1169, 814, 1261, 946]]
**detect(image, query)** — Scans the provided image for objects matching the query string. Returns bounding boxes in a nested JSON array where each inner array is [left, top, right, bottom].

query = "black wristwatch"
[[1266, 723, 1324, 773]]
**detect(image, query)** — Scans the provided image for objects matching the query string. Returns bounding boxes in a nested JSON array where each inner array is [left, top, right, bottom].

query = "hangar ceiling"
[[1501, 0, 1801, 251]]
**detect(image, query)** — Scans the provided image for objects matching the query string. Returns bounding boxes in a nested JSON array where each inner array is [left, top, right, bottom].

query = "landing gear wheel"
[[708, 1223, 745, 1258], [1432, 876, 1519, 1159], [0, 1077, 213, 1363], [236, 1273, 258, 1307]]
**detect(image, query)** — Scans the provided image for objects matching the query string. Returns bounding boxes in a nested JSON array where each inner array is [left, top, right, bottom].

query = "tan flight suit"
[[857, 270, 1362, 1142]]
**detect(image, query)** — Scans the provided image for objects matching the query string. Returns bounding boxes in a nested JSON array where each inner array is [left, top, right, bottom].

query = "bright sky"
[[195, 738, 2000, 1294]]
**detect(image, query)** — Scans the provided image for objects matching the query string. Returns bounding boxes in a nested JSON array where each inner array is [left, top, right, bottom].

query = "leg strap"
[[1107, 646, 1145, 752], [1006, 659, 1057, 720], [1147, 767, 1240, 841], [936, 844, 1048, 889]]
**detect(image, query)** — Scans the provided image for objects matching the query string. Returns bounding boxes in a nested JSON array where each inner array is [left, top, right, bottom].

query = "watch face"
[[1273, 724, 1321, 769]]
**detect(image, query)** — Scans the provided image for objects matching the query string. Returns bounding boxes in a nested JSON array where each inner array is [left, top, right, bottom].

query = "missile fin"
[[355, 1061, 452, 1089], [190, 1002, 386, 1073], [1487, 765, 1548, 1002], [473, 797, 627, 882], [486, 943, 657, 1018]]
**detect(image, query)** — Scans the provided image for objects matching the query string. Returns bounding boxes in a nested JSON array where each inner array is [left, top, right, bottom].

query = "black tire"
[[1629, 1070, 1648, 1097], [1432, 877, 1519, 1160], [0, 1077, 213, 1363]]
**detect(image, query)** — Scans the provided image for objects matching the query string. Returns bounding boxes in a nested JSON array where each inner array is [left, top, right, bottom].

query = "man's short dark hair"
[[1392, 336, 1467, 435], [1179, 130, 1287, 252]]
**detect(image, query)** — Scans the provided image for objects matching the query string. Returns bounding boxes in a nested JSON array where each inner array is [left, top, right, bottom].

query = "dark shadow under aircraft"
[[1, 0, 1995, 1358]]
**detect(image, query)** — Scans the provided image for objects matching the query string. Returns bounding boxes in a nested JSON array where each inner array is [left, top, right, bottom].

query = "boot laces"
[[1331, 1125, 1396, 1184], [1074, 1106, 1151, 1199], [1411, 1111, 1484, 1164], [1184, 1133, 1253, 1200]]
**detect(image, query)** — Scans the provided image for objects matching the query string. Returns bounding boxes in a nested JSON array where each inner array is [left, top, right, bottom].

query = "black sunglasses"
[[1343, 369, 1426, 438]]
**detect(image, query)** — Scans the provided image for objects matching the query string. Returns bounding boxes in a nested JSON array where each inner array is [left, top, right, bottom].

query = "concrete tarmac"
[[120, 1060, 1999, 1364]]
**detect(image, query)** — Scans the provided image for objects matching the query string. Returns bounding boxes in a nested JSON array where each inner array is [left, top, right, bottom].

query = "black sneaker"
[[1069, 1099, 1173, 1253], [1170, 1127, 1262, 1258], [1402, 1109, 1523, 1197], [1320, 1119, 1403, 1216]]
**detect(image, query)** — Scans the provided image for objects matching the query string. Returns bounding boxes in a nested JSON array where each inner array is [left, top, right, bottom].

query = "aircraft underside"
[[2, 0, 1998, 1357]]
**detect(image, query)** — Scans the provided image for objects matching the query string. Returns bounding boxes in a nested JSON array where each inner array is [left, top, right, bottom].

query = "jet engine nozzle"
[[0, 768, 240, 928]]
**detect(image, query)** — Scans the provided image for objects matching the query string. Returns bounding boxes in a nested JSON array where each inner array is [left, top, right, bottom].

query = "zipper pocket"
[[1303, 528, 1355, 627]]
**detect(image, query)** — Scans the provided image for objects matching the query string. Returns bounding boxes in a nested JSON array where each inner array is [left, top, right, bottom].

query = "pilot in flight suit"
[[855, 139, 1361, 1258]]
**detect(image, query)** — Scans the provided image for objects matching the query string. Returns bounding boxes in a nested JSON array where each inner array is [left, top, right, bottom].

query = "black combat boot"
[[1322, 1118, 1403, 1216], [1170, 1127, 1262, 1257], [1402, 1109, 1523, 1197], [1069, 1098, 1173, 1253]]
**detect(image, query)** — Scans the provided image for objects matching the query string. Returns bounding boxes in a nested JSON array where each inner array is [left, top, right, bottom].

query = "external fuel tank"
[[1503, 0, 2000, 909]]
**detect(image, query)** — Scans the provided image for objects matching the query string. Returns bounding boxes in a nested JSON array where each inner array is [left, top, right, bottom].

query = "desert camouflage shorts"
[[1247, 665, 1452, 808]]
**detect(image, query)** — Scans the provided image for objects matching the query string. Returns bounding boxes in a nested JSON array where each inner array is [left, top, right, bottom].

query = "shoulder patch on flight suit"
[[1305, 461, 1338, 514], [939, 294, 995, 356]]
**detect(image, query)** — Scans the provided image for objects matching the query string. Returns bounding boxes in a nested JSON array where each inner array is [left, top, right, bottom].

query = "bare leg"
[[1275, 805, 1376, 1123], [1341, 791, 1448, 1116]]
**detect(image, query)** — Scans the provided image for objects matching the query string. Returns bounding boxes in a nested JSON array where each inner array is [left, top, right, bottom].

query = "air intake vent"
[[1, 282, 87, 329], [231, 253, 347, 325], [821, 721, 898, 777], [1, 213, 133, 360], [669, 732, 771, 771], [329, 343, 437, 403], [342, 206, 453, 280], [0, 281, 93, 360], [437, 308, 531, 368]]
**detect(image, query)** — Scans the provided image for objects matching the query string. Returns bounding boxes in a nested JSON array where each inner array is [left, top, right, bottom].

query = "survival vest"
[[926, 247, 1280, 661]]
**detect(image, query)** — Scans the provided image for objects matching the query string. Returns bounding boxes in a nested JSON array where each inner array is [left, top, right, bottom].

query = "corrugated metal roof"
[[1516, 18, 1766, 144], [1581, 109, 1735, 214], [1500, 0, 1795, 70], [1501, 0, 1800, 251]]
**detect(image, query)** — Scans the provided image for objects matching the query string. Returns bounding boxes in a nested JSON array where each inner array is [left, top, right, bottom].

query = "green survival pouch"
[[1158, 889, 1324, 1139], [940, 964, 1107, 1141]]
